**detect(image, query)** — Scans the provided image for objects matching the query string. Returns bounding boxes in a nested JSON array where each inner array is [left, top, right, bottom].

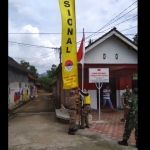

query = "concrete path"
[[8, 90, 137, 150]]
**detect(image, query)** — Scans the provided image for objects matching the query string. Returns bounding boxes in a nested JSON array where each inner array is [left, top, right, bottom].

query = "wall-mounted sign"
[[89, 68, 109, 83]]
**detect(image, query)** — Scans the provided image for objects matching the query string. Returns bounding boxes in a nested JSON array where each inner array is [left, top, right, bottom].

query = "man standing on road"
[[118, 88, 138, 148], [75, 88, 82, 125], [102, 85, 114, 110], [78, 87, 91, 129], [120, 86, 132, 122], [68, 90, 79, 135]]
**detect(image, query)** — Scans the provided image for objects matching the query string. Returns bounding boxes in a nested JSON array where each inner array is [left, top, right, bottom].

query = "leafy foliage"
[[38, 76, 52, 92], [88, 39, 93, 45], [20, 60, 38, 78], [46, 64, 57, 79], [20, 60, 30, 70], [38, 64, 57, 92], [20, 60, 57, 92], [133, 33, 138, 45]]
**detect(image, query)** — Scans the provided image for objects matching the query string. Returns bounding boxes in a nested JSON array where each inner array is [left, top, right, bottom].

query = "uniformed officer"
[[75, 88, 82, 125], [121, 86, 132, 122], [68, 90, 79, 135], [78, 87, 91, 129], [118, 88, 138, 148]]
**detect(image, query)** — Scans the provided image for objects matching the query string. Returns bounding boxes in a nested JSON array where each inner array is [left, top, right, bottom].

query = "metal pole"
[[95, 82, 103, 121], [82, 64, 84, 91], [81, 64, 84, 106], [59, 47, 61, 64], [99, 82, 100, 120]]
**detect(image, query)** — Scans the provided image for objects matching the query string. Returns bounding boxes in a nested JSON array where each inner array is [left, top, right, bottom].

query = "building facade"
[[52, 27, 138, 109], [8, 56, 37, 109]]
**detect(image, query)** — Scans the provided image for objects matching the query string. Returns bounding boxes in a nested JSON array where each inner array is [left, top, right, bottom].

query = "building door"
[[132, 80, 138, 89], [97, 77, 116, 109]]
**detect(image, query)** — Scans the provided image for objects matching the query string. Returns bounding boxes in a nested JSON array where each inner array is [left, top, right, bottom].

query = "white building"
[[8, 56, 37, 109]]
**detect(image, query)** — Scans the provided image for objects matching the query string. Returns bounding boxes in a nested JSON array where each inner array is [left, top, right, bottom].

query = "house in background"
[[28, 73, 38, 97], [52, 27, 138, 110], [50, 79, 57, 97], [8, 56, 37, 109]]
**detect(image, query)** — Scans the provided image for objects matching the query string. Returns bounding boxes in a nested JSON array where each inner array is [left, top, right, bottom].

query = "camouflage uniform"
[[123, 95, 138, 141], [81, 104, 91, 128], [75, 93, 82, 125], [68, 96, 78, 130], [122, 92, 132, 108], [75, 93, 82, 114], [68, 109, 77, 129], [118, 88, 138, 148], [121, 91, 132, 121], [79, 89, 91, 128]]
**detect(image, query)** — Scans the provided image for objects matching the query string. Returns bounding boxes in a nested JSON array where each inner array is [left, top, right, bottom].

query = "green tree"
[[38, 76, 52, 92], [38, 64, 57, 92], [20, 60, 38, 78], [20, 60, 30, 70], [133, 33, 138, 45], [88, 39, 93, 46], [47, 64, 57, 79], [29, 65, 38, 78]]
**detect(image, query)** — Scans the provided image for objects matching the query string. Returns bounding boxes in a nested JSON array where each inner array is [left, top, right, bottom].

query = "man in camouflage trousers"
[[75, 88, 82, 125], [118, 88, 138, 148], [121, 86, 132, 122], [68, 90, 79, 135], [78, 87, 91, 129]]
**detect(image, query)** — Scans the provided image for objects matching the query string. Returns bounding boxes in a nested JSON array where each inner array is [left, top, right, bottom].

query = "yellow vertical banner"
[[58, 0, 78, 89]]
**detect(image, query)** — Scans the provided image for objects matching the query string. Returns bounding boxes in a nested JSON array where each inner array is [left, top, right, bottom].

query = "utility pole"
[[59, 46, 61, 64]]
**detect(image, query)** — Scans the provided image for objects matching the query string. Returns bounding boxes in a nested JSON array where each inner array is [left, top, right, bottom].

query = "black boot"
[[72, 128, 78, 132], [79, 126, 85, 129], [118, 139, 128, 146], [85, 125, 90, 128], [68, 129, 75, 135]]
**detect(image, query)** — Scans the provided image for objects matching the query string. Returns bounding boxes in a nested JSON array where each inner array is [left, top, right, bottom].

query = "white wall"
[[8, 82, 34, 109], [85, 36, 137, 64], [116, 89, 132, 109], [88, 90, 97, 109]]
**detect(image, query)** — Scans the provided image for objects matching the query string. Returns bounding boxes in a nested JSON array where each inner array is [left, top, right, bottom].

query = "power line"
[[83, 15, 137, 41], [9, 43, 58, 55], [121, 26, 137, 32], [81, 34, 136, 45], [8, 32, 116, 34], [8, 33, 62, 34], [83, 33, 136, 45], [8, 44, 58, 58], [9, 33, 136, 52], [12, 51, 59, 60], [84, 1, 137, 40], [9, 32, 136, 49], [76, 16, 137, 44], [103, 6, 137, 28], [8, 41, 60, 50], [8, 2, 137, 36], [8, 26, 137, 35]]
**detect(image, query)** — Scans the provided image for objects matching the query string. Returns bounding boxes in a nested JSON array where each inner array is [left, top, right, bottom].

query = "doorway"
[[132, 80, 138, 89], [97, 77, 116, 109]]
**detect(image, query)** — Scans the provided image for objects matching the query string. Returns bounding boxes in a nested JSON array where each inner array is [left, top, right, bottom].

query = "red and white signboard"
[[89, 68, 109, 83]]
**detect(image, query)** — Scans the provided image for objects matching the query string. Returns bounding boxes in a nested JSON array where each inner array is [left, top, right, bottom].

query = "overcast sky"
[[8, 0, 137, 74]]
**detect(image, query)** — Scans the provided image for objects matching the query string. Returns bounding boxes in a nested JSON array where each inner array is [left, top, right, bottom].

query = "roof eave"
[[85, 28, 137, 53]]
